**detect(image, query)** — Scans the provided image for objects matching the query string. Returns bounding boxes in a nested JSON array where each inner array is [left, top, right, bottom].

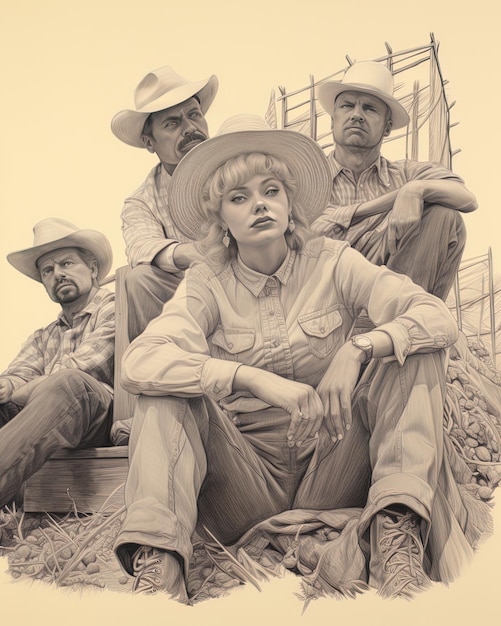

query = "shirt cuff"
[[200, 358, 242, 400], [151, 242, 182, 273], [332, 203, 362, 229], [376, 322, 413, 366]]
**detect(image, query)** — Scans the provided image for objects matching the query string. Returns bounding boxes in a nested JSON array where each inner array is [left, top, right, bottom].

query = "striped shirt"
[[0, 288, 115, 395], [121, 163, 192, 270], [311, 152, 463, 251]]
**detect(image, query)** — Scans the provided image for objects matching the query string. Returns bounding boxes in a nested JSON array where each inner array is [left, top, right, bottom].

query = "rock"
[[478, 486, 493, 500], [475, 446, 492, 462]]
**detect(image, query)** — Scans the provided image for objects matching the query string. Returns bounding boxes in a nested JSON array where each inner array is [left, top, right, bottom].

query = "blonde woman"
[[113, 116, 473, 602]]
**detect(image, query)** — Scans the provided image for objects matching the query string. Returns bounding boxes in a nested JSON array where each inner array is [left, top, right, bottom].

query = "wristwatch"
[[351, 334, 373, 364]]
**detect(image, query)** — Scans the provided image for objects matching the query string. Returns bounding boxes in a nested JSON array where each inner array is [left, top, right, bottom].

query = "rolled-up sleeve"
[[335, 246, 458, 363], [121, 197, 180, 268], [121, 267, 241, 398], [311, 203, 361, 236]]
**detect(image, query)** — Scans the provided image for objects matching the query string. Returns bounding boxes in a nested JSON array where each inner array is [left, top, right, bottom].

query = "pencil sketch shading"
[[0, 219, 115, 507], [1, 36, 500, 607], [111, 66, 219, 341]]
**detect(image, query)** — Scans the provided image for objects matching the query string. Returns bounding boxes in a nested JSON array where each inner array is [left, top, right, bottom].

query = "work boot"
[[369, 507, 431, 599], [131, 545, 189, 603]]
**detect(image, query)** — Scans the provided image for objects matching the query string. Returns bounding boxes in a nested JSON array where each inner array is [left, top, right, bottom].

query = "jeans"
[[0, 370, 112, 507], [114, 351, 447, 578], [125, 264, 183, 341], [357, 204, 466, 301]]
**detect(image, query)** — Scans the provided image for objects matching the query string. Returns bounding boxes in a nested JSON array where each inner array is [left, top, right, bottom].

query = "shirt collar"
[[232, 248, 296, 296], [329, 151, 390, 186], [56, 287, 109, 328]]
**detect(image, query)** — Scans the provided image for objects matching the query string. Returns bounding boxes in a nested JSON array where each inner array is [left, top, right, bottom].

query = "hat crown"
[[32, 218, 82, 249], [215, 114, 272, 137], [339, 61, 395, 97], [134, 65, 194, 110]]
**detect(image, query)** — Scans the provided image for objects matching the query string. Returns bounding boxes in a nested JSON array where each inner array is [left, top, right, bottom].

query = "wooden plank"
[[113, 265, 136, 424], [47, 445, 128, 460], [24, 453, 128, 513]]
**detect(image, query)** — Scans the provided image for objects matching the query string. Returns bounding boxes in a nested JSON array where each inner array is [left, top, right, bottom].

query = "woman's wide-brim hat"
[[317, 61, 410, 130], [7, 218, 113, 283], [111, 65, 219, 148], [169, 114, 332, 241]]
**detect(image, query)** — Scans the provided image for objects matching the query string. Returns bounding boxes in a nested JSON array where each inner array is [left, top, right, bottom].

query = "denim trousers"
[[114, 351, 447, 578], [125, 264, 183, 341], [0, 369, 112, 507], [358, 204, 466, 301]]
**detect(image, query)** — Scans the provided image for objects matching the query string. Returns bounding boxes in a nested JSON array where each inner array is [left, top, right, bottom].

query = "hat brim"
[[7, 230, 113, 283], [168, 129, 332, 241], [111, 74, 219, 148], [317, 81, 410, 130]]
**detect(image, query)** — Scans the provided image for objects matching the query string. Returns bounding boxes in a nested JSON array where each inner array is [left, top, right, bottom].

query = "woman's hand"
[[233, 365, 324, 446], [316, 341, 365, 441]]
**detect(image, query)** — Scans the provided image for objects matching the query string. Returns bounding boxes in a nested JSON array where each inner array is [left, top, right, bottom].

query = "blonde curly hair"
[[199, 152, 312, 270]]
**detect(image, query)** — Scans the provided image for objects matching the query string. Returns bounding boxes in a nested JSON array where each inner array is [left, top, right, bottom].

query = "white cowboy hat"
[[168, 114, 332, 241], [7, 218, 113, 283], [111, 65, 219, 148], [317, 61, 410, 130]]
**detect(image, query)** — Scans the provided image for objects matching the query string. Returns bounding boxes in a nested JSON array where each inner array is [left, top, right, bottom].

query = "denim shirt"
[[121, 237, 457, 405]]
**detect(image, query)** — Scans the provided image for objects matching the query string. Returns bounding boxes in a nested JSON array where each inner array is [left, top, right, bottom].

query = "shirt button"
[[272, 338, 281, 347], [213, 386, 220, 394], [320, 326, 326, 334], [227, 342, 234, 349], [269, 310, 275, 316]]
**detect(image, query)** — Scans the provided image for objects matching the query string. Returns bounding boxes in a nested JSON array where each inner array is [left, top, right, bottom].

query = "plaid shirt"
[[0, 288, 115, 395], [121, 163, 192, 270], [311, 152, 463, 250]]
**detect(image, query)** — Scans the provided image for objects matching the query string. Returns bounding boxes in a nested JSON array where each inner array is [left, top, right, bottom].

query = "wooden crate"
[[23, 446, 129, 513]]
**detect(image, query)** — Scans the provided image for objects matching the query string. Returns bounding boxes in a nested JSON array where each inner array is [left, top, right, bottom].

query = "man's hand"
[[387, 180, 425, 255], [10, 376, 48, 406], [0, 379, 14, 404], [316, 341, 365, 441], [233, 366, 324, 447]]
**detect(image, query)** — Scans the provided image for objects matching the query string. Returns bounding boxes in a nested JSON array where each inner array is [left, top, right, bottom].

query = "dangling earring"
[[222, 228, 231, 248], [288, 215, 296, 233]]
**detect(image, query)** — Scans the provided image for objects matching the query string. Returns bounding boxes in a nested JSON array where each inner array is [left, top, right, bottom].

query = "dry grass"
[[1, 335, 501, 606]]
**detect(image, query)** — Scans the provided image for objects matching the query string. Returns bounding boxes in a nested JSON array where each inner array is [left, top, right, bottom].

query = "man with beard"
[[311, 61, 477, 301], [111, 66, 219, 339], [0, 218, 115, 507]]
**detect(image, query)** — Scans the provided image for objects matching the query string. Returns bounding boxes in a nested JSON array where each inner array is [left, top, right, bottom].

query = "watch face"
[[355, 335, 371, 348]]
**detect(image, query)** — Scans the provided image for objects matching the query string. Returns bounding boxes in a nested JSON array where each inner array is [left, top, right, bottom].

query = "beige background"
[[1, 1, 500, 623]]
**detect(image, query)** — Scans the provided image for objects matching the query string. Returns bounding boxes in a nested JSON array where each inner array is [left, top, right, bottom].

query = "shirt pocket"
[[210, 327, 256, 362], [298, 305, 344, 359]]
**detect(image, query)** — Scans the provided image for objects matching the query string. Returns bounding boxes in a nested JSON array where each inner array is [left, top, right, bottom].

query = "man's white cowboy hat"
[[317, 61, 410, 130], [169, 114, 332, 241], [7, 218, 113, 283], [111, 65, 219, 148]]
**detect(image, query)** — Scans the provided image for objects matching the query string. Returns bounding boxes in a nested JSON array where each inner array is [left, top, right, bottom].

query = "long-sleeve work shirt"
[[311, 153, 464, 250], [121, 238, 458, 405], [121, 163, 192, 270], [1, 288, 115, 396]]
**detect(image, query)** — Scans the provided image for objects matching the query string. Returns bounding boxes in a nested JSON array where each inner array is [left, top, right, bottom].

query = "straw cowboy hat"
[[111, 65, 219, 148], [169, 114, 332, 241], [317, 61, 410, 130], [7, 218, 113, 283]]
